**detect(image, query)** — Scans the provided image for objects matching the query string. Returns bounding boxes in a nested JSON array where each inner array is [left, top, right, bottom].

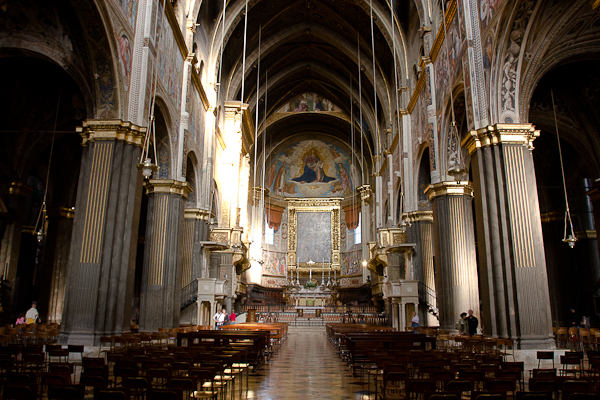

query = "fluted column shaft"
[[139, 180, 191, 332], [42, 207, 75, 323], [60, 120, 146, 345], [426, 182, 479, 331], [464, 123, 553, 348]]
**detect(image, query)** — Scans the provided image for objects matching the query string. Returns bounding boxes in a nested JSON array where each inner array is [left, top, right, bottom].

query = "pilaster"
[[0, 183, 33, 287], [406, 211, 437, 326], [464, 123, 554, 348], [425, 181, 479, 332], [60, 120, 146, 345], [220, 102, 245, 228], [139, 179, 191, 332]]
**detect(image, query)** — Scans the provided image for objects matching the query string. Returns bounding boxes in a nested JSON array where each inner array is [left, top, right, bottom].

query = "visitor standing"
[[456, 312, 468, 335], [229, 310, 236, 324], [213, 309, 222, 329], [217, 308, 226, 328], [411, 312, 419, 328], [466, 309, 479, 336], [15, 313, 25, 326], [25, 302, 39, 325]]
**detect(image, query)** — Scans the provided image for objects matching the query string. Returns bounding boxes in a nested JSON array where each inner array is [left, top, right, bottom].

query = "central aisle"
[[246, 326, 366, 399]]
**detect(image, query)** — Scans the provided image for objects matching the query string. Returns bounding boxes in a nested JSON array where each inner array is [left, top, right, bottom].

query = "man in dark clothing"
[[466, 309, 479, 336]]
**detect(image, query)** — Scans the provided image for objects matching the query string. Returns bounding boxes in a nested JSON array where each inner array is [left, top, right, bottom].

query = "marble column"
[[425, 182, 480, 332], [42, 207, 75, 323], [60, 120, 146, 345], [139, 179, 191, 332], [464, 123, 553, 348], [406, 211, 437, 326]]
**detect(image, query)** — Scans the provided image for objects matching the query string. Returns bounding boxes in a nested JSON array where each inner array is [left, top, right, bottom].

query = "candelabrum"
[[321, 262, 325, 286]]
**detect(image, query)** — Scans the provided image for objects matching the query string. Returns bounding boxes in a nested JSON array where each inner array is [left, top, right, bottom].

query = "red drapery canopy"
[[266, 204, 285, 230], [344, 204, 360, 230]]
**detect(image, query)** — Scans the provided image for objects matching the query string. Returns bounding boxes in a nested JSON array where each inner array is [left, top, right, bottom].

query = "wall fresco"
[[262, 250, 286, 275]]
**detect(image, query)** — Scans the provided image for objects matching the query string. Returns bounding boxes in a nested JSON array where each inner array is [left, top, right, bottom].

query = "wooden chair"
[[557, 328, 569, 348], [537, 351, 555, 369]]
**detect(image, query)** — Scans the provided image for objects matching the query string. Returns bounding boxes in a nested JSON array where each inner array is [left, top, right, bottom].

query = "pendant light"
[[551, 89, 577, 248]]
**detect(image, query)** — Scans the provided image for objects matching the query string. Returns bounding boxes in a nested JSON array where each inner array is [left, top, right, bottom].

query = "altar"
[[285, 287, 335, 307]]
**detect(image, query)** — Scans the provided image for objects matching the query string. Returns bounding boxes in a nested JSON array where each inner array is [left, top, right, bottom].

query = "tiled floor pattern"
[[245, 326, 370, 400]]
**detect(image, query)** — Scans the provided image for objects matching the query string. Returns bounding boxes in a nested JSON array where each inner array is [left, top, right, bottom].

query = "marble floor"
[[245, 326, 369, 400]]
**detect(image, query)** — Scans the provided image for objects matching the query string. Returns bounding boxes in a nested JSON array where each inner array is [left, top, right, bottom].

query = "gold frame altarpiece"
[[286, 197, 342, 274]]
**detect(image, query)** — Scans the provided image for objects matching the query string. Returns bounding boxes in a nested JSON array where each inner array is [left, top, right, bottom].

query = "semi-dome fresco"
[[265, 138, 358, 198]]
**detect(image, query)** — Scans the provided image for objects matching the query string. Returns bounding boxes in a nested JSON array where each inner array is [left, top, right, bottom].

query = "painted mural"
[[296, 212, 331, 264], [277, 93, 342, 113], [118, 0, 138, 28], [266, 139, 357, 198], [340, 277, 362, 288], [261, 277, 288, 288], [115, 30, 132, 92], [479, 0, 507, 33], [157, 13, 183, 109], [340, 250, 361, 276], [262, 250, 286, 275]]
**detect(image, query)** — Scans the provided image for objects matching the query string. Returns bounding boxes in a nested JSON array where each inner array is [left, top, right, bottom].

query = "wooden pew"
[[176, 330, 270, 371]]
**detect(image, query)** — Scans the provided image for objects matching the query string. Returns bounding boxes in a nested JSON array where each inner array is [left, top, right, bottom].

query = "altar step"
[[288, 317, 326, 327], [288, 325, 326, 334]]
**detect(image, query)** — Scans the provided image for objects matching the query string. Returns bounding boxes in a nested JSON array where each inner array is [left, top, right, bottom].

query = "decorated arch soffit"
[[264, 136, 361, 199]]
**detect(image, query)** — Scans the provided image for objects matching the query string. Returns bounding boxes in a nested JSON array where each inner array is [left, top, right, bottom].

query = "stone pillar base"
[[518, 337, 556, 350]]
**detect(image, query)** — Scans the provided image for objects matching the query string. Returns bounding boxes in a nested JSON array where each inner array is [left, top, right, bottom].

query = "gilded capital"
[[425, 181, 474, 201], [404, 210, 433, 223], [463, 123, 539, 155], [77, 120, 147, 147], [9, 182, 33, 197], [184, 208, 210, 220], [145, 179, 193, 199], [357, 185, 372, 205]]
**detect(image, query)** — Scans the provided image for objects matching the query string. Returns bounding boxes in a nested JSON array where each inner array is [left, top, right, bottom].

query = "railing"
[[181, 280, 198, 310], [418, 281, 438, 319]]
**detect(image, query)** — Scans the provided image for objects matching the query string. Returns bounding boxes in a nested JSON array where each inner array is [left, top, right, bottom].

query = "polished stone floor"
[[245, 326, 370, 400]]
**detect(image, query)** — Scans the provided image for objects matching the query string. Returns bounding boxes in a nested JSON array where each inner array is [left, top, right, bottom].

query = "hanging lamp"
[[138, 0, 167, 179], [551, 89, 577, 248], [34, 90, 61, 244]]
